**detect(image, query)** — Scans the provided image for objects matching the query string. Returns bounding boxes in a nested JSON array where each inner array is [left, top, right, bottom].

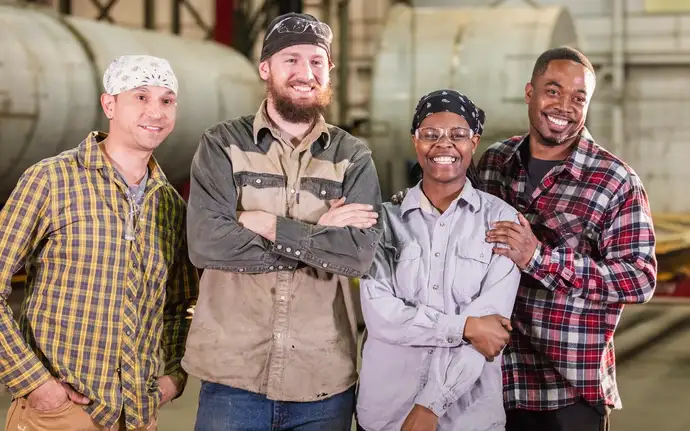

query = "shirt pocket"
[[234, 171, 286, 213], [300, 177, 344, 201], [451, 241, 493, 306], [392, 242, 424, 300]]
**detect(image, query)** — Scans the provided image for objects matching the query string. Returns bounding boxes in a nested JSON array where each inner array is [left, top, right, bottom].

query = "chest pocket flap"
[[392, 242, 423, 299], [452, 241, 493, 303], [455, 242, 492, 264], [234, 171, 285, 189], [300, 177, 343, 201]]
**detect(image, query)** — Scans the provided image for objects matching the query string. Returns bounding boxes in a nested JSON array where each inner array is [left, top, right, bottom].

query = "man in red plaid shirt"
[[479, 47, 657, 431]]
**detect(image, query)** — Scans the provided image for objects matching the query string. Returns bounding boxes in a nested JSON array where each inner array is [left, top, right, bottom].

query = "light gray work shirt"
[[357, 180, 521, 431]]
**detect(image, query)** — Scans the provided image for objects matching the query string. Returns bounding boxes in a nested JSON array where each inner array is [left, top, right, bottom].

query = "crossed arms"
[[186, 130, 384, 277]]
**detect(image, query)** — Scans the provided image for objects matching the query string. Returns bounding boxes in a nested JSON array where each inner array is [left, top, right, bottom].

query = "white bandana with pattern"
[[103, 55, 178, 96]]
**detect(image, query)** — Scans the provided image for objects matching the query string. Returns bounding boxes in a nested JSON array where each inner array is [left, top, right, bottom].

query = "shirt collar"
[[76, 131, 169, 187], [503, 127, 596, 181], [400, 179, 481, 216], [252, 99, 331, 150]]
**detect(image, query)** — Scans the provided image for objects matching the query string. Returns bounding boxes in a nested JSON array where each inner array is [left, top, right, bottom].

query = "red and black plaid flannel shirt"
[[477, 128, 657, 411]]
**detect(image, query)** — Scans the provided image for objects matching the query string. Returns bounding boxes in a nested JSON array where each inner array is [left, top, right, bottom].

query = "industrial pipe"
[[0, 4, 263, 202]]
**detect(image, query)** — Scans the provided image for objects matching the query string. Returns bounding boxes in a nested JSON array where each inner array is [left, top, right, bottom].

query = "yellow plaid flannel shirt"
[[0, 132, 199, 429]]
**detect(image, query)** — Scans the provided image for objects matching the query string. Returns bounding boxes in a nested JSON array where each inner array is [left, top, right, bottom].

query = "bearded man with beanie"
[[182, 13, 383, 431]]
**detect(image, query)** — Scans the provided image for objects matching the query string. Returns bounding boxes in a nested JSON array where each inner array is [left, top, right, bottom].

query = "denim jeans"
[[193, 381, 356, 431]]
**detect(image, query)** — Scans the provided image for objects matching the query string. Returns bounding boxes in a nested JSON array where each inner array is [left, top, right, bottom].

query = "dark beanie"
[[260, 13, 333, 63]]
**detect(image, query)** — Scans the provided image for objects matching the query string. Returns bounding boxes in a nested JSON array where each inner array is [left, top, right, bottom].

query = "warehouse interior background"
[[2, 0, 690, 429]]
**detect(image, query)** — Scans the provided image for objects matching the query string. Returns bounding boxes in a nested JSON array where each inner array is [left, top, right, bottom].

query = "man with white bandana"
[[0, 54, 198, 431]]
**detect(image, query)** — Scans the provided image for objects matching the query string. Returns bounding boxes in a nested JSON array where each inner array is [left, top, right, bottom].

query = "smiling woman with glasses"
[[356, 89, 521, 431], [400, 110, 483, 200]]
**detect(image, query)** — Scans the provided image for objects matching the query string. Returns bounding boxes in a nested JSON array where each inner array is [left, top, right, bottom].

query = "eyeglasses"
[[266, 17, 334, 44], [415, 126, 473, 143]]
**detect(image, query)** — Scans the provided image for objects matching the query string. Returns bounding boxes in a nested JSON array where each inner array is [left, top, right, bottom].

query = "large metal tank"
[[368, 3, 580, 198], [0, 4, 263, 201]]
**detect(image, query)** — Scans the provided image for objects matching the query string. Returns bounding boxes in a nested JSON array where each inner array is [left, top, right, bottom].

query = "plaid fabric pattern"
[[477, 129, 657, 411], [0, 132, 198, 429]]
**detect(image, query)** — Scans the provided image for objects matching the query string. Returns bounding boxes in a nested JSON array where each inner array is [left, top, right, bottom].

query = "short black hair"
[[531, 46, 595, 81]]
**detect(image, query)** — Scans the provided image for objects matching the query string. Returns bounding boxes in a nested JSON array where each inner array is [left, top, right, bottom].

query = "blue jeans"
[[194, 381, 356, 431]]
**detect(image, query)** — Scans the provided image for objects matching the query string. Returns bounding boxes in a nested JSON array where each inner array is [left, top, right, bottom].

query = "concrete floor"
[[610, 317, 690, 431], [2, 296, 689, 430]]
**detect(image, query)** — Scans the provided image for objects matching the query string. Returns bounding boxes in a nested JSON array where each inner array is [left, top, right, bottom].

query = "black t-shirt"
[[525, 154, 560, 197]]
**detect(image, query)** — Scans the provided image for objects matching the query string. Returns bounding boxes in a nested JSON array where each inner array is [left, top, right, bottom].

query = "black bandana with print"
[[411, 89, 485, 136]]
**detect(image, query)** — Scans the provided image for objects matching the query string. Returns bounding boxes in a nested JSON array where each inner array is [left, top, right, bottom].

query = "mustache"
[[287, 79, 320, 88], [543, 110, 574, 122]]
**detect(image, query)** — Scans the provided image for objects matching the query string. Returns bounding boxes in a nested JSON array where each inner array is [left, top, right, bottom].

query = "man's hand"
[[157, 375, 181, 407], [464, 315, 512, 361], [317, 197, 378, 229], [238, 210, 277, 241], [401, 404, 439, 431], [27, 378, 90, 411], [486, 214, 539, 269]]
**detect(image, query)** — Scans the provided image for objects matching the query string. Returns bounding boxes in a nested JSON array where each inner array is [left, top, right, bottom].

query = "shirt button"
[[269, 266, 274, 270], [295, 251, 301, 256], [320, 190, 326, 196], [290, 189, 296, 194], [255, 179, 262, 184], [432, 285, 439, 290], [280, 296, 286, 301], [322, 263, 328, 268], [277, 245, 283, 250], [125, 330, 131, 336], [274, 333, 281, 339], [286, 247, 292, 253], [434, 252, 440, 257], [278, 266, 283, 270], [427, 349, 433, 354], [447, 337, 453, 343], [440, 222, 445, 227]]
